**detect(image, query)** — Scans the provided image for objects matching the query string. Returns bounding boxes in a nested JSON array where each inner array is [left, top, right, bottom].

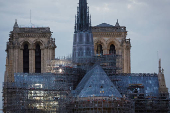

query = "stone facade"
[[92, 22, 131, 73], [5, 20, 56, 80]]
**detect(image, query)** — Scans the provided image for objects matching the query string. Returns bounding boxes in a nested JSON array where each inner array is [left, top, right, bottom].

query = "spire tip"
[[159, 58, 161, 73]]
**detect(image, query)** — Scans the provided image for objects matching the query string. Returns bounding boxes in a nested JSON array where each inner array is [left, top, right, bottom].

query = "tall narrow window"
[[109, 44, 116, 67], [23, 44, 29, 73], [35, 44, 41, 73], [96, 44, 103, 55], [109, 44, 116, 54]]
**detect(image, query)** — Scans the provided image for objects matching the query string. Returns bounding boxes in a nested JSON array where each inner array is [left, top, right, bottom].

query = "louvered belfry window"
[[35, 44, 41, 73], [97, 44, 103, 55], [23, 44, 29, 73], [109, 44, 116, 54]]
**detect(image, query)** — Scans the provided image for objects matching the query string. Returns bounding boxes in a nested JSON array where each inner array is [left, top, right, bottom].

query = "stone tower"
[[158, 59, 168, 95], [72, 0, 94, 64], [92, 20, 131, 73], [5, 20, 56, 80]]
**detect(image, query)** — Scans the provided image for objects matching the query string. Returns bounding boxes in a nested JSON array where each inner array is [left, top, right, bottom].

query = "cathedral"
[[3, 0, 169, 113]]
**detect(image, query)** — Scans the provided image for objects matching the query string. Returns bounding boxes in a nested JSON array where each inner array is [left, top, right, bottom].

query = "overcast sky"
[[0, 0, 170, 109]]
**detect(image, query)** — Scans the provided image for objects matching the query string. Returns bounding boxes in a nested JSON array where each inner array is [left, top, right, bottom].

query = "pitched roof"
[[95, 23, 114, 27], [75, 65, 122, 97]]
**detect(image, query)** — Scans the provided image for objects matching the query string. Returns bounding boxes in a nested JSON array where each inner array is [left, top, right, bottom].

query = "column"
[[32, 49, 35, 73], [44, 49, 48, 73], [16, 48, 19, 73], [29, 49, 32, 73], [41, 49, 44, 73], [127, 48, 131, 73], [103, 49, 107, 55], [123, 48, 127, 73], [20, 49, 23, 73]]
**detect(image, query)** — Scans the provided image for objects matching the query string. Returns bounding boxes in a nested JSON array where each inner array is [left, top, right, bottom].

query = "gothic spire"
[[75, 0, 91, 33], [159, 59, 161, 73]]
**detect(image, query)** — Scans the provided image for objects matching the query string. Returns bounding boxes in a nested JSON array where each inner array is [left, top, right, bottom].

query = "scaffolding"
[[109, 73, 160, 97], [66, 94, 169, 113], [3, 74, 73, 113], [68, 97, 134, 113], [3, 74, 170, 113], [133, 96, 170, 113], [46, 61, 86, 90], [93, 54, 122, 74], [47, 54, 122, 74], [3, 58, 170, 113]]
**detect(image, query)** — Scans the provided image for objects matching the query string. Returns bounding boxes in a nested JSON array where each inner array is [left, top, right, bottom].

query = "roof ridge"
[[95, 23, 114, 27], [75, 65, 122, 98]]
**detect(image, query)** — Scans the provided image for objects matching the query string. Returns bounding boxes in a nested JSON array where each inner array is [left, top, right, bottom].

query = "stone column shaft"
[[20, 49, 23, 73], [29, 49, 32, 73], [41, 49, 44, 73], [103, 49, 107, 55], [32, 49, 35, 73]]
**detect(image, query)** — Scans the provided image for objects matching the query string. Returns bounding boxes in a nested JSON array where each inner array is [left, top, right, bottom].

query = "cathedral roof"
[[75, 64, 122, 97], [95, 23, 114, 27]]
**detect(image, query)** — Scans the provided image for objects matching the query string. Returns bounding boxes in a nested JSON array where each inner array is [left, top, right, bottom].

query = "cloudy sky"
[[0, 0, 170, 109]]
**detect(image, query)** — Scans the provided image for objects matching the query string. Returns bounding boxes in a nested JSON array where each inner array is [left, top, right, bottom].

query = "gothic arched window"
[[23, 44, 29, 73], [35, 44, 41, 73], [96, 44, 103, 55], [109, 44, 116, 54]]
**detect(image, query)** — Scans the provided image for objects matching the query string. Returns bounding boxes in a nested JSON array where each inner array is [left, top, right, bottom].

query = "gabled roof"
[[95, 23, 114, 27], [75, 65, 122, 97]]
